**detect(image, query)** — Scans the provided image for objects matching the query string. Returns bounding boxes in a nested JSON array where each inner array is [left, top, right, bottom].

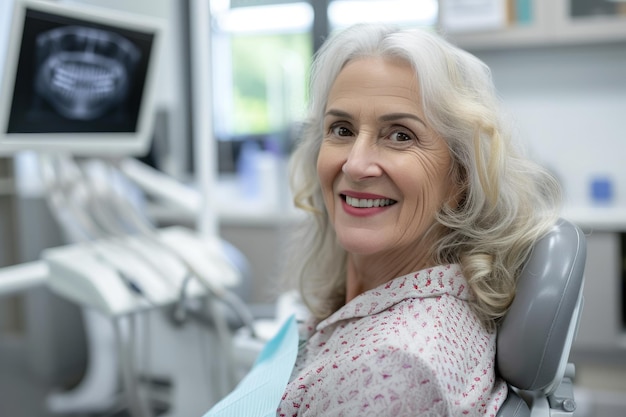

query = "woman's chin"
[[336, 234, 388, 256]]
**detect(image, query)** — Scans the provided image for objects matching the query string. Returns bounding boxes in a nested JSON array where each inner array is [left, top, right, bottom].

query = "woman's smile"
[[340, 191, 398, 216]]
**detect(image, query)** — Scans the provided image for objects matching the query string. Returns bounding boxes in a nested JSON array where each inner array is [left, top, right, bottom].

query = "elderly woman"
[[277, 24, 561, 416]]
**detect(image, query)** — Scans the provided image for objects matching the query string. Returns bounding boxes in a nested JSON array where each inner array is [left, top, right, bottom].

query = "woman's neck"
[[345, 247, 434, 303]]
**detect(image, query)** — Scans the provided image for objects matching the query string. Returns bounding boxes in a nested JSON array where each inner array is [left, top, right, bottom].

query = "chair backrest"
[[496, 218, 587, 417]]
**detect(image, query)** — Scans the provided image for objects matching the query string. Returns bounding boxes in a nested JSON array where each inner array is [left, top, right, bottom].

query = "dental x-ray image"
[[7, 8, 155, 134], [34, 25, 141, 121]]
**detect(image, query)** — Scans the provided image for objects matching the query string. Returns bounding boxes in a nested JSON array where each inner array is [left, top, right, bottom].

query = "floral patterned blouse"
[[277, 264, 507, 417]]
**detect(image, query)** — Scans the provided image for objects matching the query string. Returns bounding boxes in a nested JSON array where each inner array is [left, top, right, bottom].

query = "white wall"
[[475, 43, 626, 209]]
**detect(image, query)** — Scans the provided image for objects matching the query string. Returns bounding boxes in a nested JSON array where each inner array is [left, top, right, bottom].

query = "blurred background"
[[0, 0, 625, 416]]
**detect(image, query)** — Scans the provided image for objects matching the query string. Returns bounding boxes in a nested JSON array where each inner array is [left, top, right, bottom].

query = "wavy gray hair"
[[284, 24, 561, 328]]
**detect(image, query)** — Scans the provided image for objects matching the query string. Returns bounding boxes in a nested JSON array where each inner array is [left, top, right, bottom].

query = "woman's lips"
[[339, 192, 397, 216]]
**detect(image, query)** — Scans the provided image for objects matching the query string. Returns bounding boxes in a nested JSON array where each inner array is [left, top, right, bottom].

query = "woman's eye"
[[389, 130, 413, 142], [331, 126, 353, 137]]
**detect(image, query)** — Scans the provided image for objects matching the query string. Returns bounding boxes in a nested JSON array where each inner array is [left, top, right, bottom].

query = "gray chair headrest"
[[496, 218, 586, 393]]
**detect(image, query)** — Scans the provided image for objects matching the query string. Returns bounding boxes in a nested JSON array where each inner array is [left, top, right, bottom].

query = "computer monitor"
[[0, 0, 165, 156]]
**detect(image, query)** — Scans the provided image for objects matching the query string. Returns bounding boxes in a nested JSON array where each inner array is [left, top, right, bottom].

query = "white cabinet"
[[441, 0, 626, 50]]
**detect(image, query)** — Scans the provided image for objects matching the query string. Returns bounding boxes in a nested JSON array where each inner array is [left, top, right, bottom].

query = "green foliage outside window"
[[230, 33, 311, 135]]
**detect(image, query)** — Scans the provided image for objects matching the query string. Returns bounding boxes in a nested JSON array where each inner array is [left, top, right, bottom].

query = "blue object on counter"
[[590, 176, 614, 204]]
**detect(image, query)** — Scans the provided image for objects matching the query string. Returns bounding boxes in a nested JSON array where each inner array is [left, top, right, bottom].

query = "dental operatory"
[[1, 0, 626, 416]]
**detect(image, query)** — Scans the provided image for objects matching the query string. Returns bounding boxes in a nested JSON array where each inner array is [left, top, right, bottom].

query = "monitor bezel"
[[0, 0, 165, 156]]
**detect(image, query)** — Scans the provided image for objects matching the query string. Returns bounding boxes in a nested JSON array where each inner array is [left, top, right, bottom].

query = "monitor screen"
[[0, 0, 164, 156]]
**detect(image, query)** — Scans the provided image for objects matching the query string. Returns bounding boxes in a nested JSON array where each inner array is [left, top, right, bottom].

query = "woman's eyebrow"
[[324, 109, 426, 127], [324, 109, 353, 120], [378, 112, 426, 126]]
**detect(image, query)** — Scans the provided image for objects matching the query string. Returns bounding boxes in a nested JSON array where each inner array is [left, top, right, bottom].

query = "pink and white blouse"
[[277, 264, 507, 417]]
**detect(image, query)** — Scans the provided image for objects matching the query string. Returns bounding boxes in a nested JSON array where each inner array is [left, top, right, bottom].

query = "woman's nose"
[[342, 134, 383, 181]]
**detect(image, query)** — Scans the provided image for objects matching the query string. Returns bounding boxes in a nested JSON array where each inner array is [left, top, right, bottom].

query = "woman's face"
[[317, 57, 456, 258]]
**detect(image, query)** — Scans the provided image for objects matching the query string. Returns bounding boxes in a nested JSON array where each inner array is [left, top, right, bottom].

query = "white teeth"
[[345, 196, 395, 208]]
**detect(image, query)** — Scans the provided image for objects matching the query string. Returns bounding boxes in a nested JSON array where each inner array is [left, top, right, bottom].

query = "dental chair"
[[496, 218, 587, 417]]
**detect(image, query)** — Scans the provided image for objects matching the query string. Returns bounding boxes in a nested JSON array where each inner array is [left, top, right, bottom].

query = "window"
[[211, 2, 313, 142]]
